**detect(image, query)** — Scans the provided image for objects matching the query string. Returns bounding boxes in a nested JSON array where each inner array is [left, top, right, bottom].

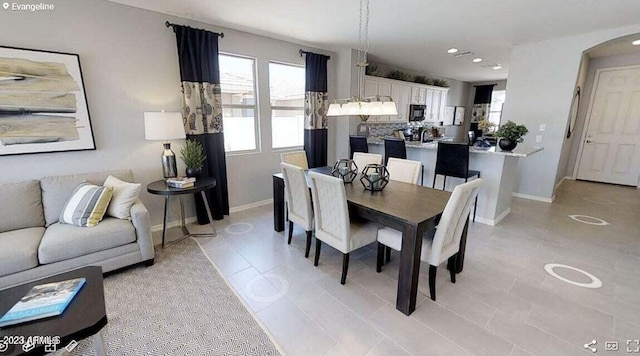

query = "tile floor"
[[163, 180, 640, 355]]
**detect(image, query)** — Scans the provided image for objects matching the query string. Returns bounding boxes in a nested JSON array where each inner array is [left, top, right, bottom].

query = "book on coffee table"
[[0, 278, 86, 328]]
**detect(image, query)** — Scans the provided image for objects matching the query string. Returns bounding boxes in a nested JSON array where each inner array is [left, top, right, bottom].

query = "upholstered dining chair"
[[433, 142, 480, 221], [386, 158, 422, 185], [281, 150, 309, 170], [352, 152, 383, 173], [280, 163, 314, 258], [376, 178, 483, 301], [349, 135, 369, 159], [308, 171, 379, 284]]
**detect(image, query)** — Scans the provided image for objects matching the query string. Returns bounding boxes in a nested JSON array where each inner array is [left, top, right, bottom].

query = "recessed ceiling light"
[[472, 58, 483, 63], [633, 39, 640, 46], [447, 48, 458, 54], [493, 65, 502, 70]]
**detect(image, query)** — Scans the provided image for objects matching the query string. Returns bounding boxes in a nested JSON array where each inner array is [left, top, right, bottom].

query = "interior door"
[[577, 66, 640, 186]]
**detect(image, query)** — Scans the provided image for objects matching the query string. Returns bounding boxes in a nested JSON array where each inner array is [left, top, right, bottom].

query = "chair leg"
[[341, 253, 350, 285], [448, 255, 457, 283], [421, 165, 424, 186], [305, 231, 312, 258], [429, 265, 437, 301], [432, 174, 437, 188], [473, 196, 478, 222], [385, 246, 391, 263], [314, 239, 322, 266], [442, 176, 447, 190], [287, 221, 294, 244], [376, 242, 385, 272]]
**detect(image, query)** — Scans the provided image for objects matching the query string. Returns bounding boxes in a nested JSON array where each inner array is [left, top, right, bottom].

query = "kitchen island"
[[368, 138, 543, 226]]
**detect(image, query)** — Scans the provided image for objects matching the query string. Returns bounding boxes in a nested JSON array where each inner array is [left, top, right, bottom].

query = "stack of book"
[[166, 177, 196, 188]]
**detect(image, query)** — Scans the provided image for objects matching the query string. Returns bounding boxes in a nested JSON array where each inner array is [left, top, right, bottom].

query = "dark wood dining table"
[[273, 166, 470, 316]]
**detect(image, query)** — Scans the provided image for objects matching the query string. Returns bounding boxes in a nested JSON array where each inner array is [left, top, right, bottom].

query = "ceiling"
[[107, 0, 640, 82]]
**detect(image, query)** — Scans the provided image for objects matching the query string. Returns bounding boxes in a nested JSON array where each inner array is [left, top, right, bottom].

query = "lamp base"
[[161, 143, 178, 179]]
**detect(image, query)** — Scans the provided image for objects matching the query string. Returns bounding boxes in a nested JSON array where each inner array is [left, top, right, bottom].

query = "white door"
[[577, 66, 640, 186]]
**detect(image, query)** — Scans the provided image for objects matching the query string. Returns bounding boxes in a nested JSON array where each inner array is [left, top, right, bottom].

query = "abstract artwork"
[[0, 46, 95, 156]]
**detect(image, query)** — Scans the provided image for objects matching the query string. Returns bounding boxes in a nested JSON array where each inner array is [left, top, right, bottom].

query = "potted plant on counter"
[[180, 139, 206, 178], [494, 121, 529, 151]]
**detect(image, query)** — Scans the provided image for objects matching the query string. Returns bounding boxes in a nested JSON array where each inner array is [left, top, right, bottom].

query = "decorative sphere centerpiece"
[[332, 159, 358, 183], [360, 164, 390, 191]]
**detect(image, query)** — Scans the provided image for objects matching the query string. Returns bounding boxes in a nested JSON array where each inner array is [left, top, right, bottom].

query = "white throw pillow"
[[103, 175, 141, 220]]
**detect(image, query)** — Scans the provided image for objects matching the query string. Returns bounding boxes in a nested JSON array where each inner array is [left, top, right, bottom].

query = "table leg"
[[273, 175, 285, 232], [162, 196, 169, 249], [454, 216, 469, 273], [93, 329, 107, 356], [200, 191, 217, 236], [179, 195, 189, 236], [396, 223, 427, 315]]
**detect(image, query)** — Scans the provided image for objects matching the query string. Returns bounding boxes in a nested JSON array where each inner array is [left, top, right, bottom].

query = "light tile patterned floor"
[[169, 180, 640, 356]]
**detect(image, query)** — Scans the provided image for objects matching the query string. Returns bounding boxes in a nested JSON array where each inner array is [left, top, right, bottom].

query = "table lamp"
[[144, 111, 186, 179]]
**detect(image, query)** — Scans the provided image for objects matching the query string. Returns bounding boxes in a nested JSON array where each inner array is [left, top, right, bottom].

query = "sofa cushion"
[[0, 227, 45, 277], [38, 217, 136, 264], [0, 181, 44, 233], [103, 175, 141, 220], [59, 182, 113, 227], [40, 170, 133, 227]]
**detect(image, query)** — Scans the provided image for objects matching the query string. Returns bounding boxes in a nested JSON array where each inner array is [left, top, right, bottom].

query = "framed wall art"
[[0, 46, 95, 156]]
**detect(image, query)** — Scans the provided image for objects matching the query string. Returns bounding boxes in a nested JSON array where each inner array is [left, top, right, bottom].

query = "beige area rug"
[[66, 238, 281, 355]]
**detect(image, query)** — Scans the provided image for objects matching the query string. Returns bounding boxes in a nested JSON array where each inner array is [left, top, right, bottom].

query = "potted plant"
[[494, 121, 529, 151], [180, 139, 206, 177]]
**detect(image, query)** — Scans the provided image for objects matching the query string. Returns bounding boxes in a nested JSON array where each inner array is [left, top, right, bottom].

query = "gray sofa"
[[0, 170, 154, 290]]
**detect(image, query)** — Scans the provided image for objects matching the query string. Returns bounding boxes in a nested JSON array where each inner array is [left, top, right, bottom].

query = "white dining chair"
[[280, 163, 314, 258], [352, 152, 383, 173], [308, 171, 379, 284], [281, 150, 309, 170], [386, 157, 422, 185], [376, 178, 483, 301]]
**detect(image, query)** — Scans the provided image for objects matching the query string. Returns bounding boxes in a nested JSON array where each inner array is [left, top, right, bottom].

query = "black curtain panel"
[[303, 52, 330, 168], [174, 25, 229, 222], [474, 85, 495, 104]]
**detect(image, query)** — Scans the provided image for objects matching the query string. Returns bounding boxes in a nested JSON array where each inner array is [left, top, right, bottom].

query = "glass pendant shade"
[[327, 103, 343, 116], [343, 102, 360, 115], [367, 101, 384, 115]]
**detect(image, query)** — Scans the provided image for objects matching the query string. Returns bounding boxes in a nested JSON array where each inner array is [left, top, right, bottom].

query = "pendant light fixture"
[[326, 0, 398, 117]]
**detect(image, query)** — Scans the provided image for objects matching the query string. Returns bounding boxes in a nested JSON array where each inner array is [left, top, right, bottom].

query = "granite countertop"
[[367, 137, 543, 157]]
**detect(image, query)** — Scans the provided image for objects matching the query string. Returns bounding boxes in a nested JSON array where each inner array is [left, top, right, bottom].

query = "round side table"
[[147, 178, 217, 248]]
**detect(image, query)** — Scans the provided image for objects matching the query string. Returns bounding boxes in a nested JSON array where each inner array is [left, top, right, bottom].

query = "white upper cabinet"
[[390, 83, 411, 122], [410, 86, 427, 104], [364, 79, 379, 98]]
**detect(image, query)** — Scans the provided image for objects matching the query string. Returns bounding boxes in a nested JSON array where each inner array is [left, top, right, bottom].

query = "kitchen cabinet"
[[390, 83, 411, 122], [410, 86, 427, 104]]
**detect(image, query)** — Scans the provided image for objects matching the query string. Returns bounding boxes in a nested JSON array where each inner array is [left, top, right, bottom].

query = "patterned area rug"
[[66, 238, 280, 355]]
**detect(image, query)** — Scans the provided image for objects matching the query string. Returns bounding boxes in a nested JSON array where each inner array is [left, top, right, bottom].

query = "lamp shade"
[[144, 112, 186, 141], [367, 101, 384, 115], [382, 101, 398, 115], [327, 103, 343, 116]]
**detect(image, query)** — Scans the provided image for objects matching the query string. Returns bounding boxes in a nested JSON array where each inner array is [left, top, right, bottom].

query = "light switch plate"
[[536, 134, 543, 143], [539, 124, 546, 132]]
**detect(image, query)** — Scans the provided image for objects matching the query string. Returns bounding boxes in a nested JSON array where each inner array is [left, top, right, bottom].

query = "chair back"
[[349, 136, 369, 159], [281, 163, 313, 231], [308, 171, 350, 252], [384, 138, 407, 165], [386, 158, 421, 185], [434, 142, 470, 178], [428, 179, 483, 266], [352, 153, 383, 173], [281, 150, 309, 170]]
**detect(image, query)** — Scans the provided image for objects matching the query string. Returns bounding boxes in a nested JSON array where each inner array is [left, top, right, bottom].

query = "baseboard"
[[474, 207, 511, 226], [229, 199, 273, 213], [151, 217, 198, 233], [511, 192, 553, 203], [554, 175, 574, 193]]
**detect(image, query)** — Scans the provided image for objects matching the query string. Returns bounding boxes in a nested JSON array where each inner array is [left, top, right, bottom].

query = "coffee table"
[[0, 266, 107, 355]]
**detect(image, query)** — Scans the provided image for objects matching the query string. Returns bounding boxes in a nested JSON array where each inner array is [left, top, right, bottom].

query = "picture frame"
[[0, 46, 95, 156]]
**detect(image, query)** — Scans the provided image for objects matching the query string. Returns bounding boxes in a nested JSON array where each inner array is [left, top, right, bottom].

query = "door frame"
[[572, 64, 640, 187]]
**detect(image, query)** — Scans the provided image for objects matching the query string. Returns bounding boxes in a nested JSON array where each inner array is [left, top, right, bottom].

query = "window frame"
[[268, 60, 306, 151], [488, 90, 506, 127], [219, 52, 261, 156]]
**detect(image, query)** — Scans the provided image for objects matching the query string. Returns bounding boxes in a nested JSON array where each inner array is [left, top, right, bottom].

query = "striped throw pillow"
[[59, 181, 114, 227]]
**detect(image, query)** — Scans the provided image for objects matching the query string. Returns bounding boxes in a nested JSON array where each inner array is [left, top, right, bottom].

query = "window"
[[269, 62, 305, 149], [488, 90, 506, 127], [219, 54, 258, 153]]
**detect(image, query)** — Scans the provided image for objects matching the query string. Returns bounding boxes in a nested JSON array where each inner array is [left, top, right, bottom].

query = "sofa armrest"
[[130, 199, 154, 261]]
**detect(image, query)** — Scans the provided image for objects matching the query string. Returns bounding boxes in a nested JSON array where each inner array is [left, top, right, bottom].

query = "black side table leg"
[[162, 195, 169, 248], [200, 191, 217, 237]]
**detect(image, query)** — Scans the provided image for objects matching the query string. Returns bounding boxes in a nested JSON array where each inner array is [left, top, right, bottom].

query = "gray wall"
[[562, 51, 640, 181], [502, 24, 640, 199], [0, 0, 335, 225]]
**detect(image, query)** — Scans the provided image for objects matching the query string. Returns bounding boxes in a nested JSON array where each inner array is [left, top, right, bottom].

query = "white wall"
[[0, 0, 335, 225], [563, 51, 640, 180], [502, 24, 640, 199]]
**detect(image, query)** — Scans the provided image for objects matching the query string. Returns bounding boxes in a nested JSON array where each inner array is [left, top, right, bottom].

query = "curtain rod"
[[165, 21, 224, 38], [473, 84, 497, 87], [299, 49, 331, 60]]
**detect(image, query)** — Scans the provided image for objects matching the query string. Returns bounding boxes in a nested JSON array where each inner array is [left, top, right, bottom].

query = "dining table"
[[272, 166, 470, 316]]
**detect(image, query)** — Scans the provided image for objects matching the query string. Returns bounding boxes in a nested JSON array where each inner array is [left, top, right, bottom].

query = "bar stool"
[[432, 142, 480, 222], [384, 138, 423, 185], [349, 135, 368, 159]]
